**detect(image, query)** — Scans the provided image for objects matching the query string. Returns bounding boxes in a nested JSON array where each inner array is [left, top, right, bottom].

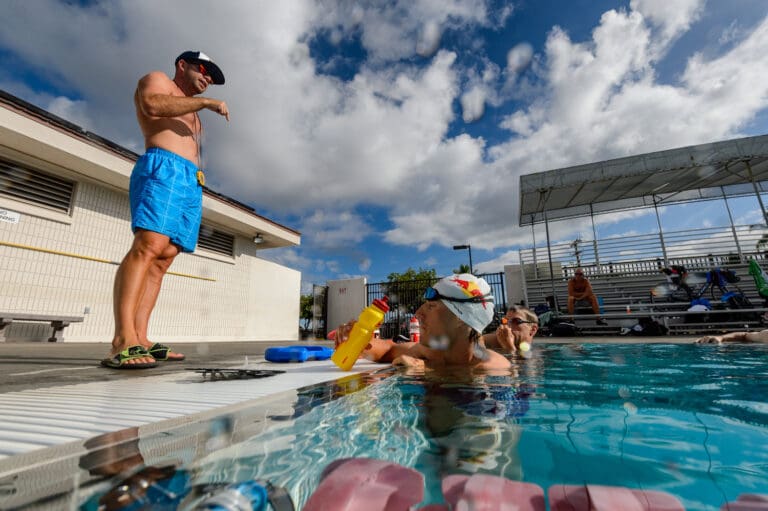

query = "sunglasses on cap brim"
[[423, 286, 493, 303]]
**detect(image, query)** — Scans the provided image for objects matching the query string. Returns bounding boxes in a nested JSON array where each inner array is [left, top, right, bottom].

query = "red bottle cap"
[[372, 296, 390, 313]]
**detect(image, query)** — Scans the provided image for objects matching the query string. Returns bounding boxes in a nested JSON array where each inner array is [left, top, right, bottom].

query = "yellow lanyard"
[[193, 113, 205, 186]]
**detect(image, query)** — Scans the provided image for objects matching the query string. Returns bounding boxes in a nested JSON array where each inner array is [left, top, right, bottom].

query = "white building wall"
[[503, 264, 526, 307], [0, 178, 300, 342], [244, 257, 301, 341], [0, 95, 301, 343]]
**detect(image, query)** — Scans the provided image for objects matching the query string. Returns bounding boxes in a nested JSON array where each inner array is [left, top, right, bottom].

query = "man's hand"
[[495, 323, 517, 352], [392, 354, 425, 369], [334, 320, 364, 349], [207, 99, 229, 121]]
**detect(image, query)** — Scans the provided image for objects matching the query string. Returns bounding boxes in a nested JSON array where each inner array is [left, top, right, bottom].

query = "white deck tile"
[[0, 359, 379, 459]]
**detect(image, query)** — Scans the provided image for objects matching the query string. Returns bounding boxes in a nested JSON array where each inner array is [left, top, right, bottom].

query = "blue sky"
[[2, 1, 768, 293]]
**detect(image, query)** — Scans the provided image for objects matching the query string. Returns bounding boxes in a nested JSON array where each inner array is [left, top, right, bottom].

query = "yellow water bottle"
[[331, 296, 390, 371]]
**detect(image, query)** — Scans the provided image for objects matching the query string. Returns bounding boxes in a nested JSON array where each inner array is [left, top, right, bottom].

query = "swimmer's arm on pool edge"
[[334, 321, 417, 362], [361, 339, 418, 362], [696, 329, 768, 344]]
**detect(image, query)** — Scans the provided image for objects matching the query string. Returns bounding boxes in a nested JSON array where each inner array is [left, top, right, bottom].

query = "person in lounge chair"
[[567, 268, 607, 325], [334, 274, 511, 371], [695, 329, 768, 344]]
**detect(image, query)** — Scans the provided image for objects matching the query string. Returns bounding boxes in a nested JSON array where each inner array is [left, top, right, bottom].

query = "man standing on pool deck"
[[102, 51, 229, 369]]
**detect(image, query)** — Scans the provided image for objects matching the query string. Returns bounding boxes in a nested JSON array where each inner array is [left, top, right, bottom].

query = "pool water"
[[91, 343, 767, 510]]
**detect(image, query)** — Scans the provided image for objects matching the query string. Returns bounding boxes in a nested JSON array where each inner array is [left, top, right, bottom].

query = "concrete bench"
[[0, 313, 84, 342]]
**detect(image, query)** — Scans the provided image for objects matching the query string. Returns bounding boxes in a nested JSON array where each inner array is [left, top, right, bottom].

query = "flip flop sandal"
[[149, 342, 186, 361], [101, 345, 158, 369]]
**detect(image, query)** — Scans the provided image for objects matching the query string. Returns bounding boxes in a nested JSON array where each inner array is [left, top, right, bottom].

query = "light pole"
[[453, 244, 473, 273]]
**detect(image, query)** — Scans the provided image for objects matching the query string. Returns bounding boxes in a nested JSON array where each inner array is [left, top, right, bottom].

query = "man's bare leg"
[[134, 242, 185, 359], [110, 230, 172, 365]]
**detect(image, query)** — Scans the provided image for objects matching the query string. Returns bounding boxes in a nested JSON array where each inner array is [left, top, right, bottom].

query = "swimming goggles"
[[423, 286, 493, 303]]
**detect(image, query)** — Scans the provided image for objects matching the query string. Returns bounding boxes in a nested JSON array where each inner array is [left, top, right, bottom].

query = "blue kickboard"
[[265, 345, 334, 363]]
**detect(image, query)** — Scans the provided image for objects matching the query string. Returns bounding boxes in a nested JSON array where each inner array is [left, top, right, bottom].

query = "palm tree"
[[453, 263, 471, 274]]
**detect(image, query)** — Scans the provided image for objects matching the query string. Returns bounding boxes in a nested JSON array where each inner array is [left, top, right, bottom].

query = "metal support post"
[[745, 160, 768, 226], [531, 222, 538, 279], [653, 197, 669, 266], [590, 204, 600, 271], [544, 211, 559, 311], [721, 187, 743, 262]]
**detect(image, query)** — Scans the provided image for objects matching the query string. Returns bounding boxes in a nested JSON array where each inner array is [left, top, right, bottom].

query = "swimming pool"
[[24, 343, 768, 509]]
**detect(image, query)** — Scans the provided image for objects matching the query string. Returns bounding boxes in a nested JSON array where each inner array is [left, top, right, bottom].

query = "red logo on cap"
[[449, 277, 490, 308]]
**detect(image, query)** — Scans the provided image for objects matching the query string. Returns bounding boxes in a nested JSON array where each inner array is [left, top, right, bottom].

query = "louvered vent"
[[198, 225, 235, 256], [0, 159, 75, 213]]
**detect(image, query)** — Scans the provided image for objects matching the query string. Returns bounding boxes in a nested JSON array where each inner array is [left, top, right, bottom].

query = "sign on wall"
[[0, 209, 20, 224], [326, 277, 367, 334]]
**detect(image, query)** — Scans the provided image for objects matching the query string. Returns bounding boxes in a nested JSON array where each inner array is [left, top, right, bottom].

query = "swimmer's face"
[[505, 310, 538, 345], [415, 299, 461, 347]]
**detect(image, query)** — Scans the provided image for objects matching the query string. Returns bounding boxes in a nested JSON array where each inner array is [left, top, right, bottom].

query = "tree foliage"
[[387, 267, 438, 283], [453, 263, 471, 274], [299, 293, 314, 330], [385, 267, 439, 315]]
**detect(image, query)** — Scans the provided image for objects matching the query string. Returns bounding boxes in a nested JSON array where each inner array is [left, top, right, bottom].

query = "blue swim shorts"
[[129, 147, 203, 253]]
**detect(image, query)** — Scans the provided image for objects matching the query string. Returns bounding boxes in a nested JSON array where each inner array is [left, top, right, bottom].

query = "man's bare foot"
[[143, 341, 186, 361], [108, 337, 156, 365], [102, 341, 157, 369]]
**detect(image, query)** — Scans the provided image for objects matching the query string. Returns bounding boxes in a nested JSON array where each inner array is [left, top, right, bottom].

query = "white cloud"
[[506, 42, 533, 74], [417, 20, 443, 57], [312, 0, 493, 63], [719, 20, 741, 45], [47, 96, 94, 130], [301, 210, 373, 249], [2, 0, 768, 285], [630, 0, 705, 42], [475, 250, 520, 274], [460, 85, 486, 122]]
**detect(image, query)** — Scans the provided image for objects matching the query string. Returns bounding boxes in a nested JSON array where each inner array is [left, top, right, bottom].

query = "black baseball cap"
[[175, 51, 225, 85]]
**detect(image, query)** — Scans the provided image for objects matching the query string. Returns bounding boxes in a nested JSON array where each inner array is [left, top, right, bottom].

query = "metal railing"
[[520, 224, 768, 281]]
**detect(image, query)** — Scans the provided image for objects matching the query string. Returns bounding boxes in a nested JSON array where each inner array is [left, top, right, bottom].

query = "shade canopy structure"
[[519, 134, 768, 226]]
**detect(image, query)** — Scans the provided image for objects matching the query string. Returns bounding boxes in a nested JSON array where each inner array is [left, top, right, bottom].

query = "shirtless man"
[[335, 274, 511, 371], [102, 51, 229, 369]]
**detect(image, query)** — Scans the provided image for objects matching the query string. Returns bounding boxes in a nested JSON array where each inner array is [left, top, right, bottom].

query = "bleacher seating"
[[523, 256, 768, 336]]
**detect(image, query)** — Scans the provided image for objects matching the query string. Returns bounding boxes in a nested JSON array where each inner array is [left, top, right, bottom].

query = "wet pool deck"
[[0, 337, 689, 394], [0, 337, 697, 508]]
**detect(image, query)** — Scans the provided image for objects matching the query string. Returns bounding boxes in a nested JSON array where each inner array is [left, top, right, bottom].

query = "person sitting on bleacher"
[[567, 268, 607, 325]]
